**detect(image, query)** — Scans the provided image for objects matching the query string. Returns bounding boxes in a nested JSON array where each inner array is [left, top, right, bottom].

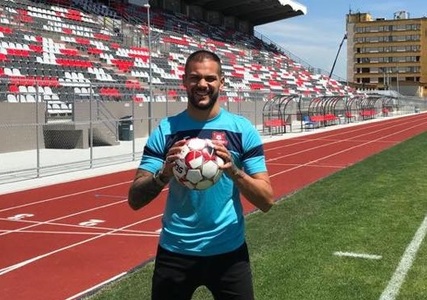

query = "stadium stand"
[[0, 0, 357, 115]]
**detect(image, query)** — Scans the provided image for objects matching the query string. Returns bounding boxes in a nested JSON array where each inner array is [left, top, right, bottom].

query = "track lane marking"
[[0, 200, 129, 237], [0, 213, 163, 276], [0, 216, 158, 235], [0, 181, 130, 213], [265, 115, 426, 153], [267, 121, 427, 173]]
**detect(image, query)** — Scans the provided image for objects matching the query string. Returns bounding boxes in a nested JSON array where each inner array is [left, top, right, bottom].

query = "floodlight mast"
[[144, 2, 153, 132], [329, 33, 347, 79]]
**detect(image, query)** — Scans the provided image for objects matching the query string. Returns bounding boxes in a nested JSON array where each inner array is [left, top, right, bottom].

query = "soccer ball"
[[172, 138, 224, 190]]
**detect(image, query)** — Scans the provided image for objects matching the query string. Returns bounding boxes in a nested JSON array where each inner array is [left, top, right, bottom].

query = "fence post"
[[36, 81, 41, 178]]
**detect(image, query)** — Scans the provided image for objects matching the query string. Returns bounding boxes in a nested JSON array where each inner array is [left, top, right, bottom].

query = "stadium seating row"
[[0, 0, 358, 119]]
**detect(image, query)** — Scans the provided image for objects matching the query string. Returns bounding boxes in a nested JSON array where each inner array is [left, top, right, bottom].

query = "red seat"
[[310, 115, 325, 122], [264, 119, 285, 127]]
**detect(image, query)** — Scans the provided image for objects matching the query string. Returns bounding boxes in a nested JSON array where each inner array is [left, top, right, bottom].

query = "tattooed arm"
[[128, 169, 169, 210], [128, 140, 186, 210]]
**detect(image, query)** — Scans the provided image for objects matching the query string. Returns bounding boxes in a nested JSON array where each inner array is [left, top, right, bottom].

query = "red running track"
[[1, 113, 427, 299]]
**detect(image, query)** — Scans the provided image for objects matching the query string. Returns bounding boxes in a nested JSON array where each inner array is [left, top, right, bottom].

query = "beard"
[[187, 88, 219, 111]]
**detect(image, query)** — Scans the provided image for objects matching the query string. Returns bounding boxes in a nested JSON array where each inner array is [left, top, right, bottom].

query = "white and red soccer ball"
[[172, 138, 224, 190]]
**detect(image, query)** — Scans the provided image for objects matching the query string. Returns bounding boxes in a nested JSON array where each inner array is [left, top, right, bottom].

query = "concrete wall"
[[0, 103, 46, 153]]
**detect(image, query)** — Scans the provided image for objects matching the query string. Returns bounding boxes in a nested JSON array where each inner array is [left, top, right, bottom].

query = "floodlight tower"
[[144, 2, 153, 132]]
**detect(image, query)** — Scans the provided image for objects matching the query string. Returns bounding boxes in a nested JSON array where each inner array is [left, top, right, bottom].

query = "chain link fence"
[[0, 82, 272, 184], [2, 80, 426, 185]]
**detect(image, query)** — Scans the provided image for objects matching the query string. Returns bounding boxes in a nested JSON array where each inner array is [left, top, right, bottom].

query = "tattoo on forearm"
[[130, 177, 164, 209]]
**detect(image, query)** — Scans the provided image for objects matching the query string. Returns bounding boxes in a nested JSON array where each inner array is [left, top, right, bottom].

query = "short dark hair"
[[184, 50, 222, 76]]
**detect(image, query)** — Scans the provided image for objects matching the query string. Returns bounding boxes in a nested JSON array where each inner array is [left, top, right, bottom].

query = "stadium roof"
[[184, 0, 307, 26]]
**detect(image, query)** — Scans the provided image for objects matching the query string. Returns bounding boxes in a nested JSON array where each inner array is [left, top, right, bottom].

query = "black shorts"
[[151, 242, 254, 300]]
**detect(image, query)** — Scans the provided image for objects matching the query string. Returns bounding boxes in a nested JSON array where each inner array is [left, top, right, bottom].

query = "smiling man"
[[128, 49, 275, 300]]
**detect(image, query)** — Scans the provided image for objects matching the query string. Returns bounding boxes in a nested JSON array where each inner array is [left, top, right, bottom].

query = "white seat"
[[12, 68, 21, 76], [49, 103, 61, 114], [19, 86, 28, 94], [7, 94, 17, 102], [27, 86, 36, 94], [26, 94, 36, 102], [4, 68, 13, 76], [18, 95, 27, 102], [44, 86, 53, 95], [60, 103, 70, 112]]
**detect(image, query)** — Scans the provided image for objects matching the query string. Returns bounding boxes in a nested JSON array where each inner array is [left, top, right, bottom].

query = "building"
[[346, 11, 427, 97]]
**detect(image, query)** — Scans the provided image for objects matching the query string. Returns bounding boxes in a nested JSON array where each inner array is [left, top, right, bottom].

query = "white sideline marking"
[[379, 214, 427, 300], [65, 272, 127, 300], [334, 251, 382, 260]]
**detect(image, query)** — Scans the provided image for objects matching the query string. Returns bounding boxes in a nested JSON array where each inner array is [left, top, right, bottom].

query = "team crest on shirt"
[[211, 131, 228, 145]]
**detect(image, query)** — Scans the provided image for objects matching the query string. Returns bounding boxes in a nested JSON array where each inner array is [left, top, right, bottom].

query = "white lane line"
[[268, 121, 426, 179], [0, 254, 47, 275], [0, 200, 127, 237], [266, 119, 427, 165], [334, 251, 382, 260], [0, 213, 163, 276], [0, 229, 160, 237], [265, 115, 420, 153], [0, 181, 129, 213], [379, 214, 427, 300], [1, 215, 158, 235]]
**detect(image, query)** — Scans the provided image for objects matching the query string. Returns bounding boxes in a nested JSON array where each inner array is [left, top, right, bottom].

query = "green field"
[[86, 131, 427, 300]]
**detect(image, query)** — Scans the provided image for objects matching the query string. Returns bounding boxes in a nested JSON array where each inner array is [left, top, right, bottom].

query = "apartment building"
[[346, 11, 427, 97]]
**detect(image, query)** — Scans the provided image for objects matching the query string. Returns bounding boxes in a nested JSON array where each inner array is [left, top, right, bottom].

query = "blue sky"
[[255, 0, 426, 80]]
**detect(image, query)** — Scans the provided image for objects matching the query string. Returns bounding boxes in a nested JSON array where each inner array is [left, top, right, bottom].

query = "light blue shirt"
[[139, 108, 266, 256]]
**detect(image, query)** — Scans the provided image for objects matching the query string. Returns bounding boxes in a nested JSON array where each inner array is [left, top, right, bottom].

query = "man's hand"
[[211, 140, 274, 212]]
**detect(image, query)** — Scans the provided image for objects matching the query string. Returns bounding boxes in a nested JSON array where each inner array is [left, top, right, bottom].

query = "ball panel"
[[187, 138, 206, 150], [201, 160, 219, 179], [182, 180, 196, 189], [196, 179, 214, 190], [173, 159, 188, 179], [185, 150, 204, 169], [178, 144, 190, 159], [215, 156, 225, 167], [186, 169, 203, 184]]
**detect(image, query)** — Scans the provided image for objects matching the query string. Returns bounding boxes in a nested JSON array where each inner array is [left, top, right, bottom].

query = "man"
[[128, 49, 274, 300]]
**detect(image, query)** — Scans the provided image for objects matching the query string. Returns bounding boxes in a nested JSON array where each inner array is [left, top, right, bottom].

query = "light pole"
[[396, 65, 399, 94], [144, 2, 153, 132]]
